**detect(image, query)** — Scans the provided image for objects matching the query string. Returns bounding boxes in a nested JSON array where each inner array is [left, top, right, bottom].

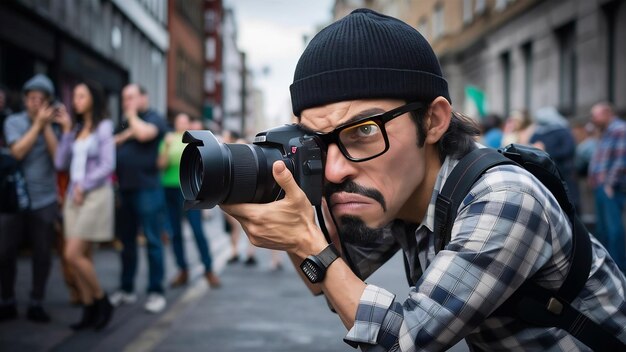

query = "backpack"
[[409, 144, 625, 350], [0, 148, 30, 213]]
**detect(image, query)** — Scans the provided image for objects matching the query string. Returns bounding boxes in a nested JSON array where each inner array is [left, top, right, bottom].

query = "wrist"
[[295, 228, 330, 261]]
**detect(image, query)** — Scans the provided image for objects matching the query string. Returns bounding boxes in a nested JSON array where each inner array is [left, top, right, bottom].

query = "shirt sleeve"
[[81, 120, 116, 191], [4, 115, 24, 146], [344, 175, 556, 351], [606, 126, 626, 188], [54, 131, 75, 171]]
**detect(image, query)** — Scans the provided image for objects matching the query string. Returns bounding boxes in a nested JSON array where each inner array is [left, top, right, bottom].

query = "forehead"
[[299, 99, 405, 133], [25, 90, 46, 99]]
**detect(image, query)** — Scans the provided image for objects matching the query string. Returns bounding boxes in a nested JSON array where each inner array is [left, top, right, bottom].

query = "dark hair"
[[410, 102, 480, 162], [73, 81, 108, 132], [138, 84, 148, 96]]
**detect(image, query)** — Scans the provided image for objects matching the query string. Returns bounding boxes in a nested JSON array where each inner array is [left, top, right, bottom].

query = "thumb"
[[272, 161, 300, 197]]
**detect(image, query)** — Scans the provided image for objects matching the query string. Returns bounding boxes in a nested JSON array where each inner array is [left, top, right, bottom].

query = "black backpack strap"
[[434, 148, 514, 253], [435, 147, 625, 350]]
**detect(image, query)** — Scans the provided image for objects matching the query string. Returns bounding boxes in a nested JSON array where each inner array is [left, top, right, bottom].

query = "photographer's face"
[[300, 99, 429, 234]]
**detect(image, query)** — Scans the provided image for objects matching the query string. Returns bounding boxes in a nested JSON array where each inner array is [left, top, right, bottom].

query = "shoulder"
[[96, 119, 114, 133], [5, 111, 27, 126]]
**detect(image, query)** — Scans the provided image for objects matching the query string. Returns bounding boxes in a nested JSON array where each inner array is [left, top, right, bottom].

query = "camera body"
[[180, 124, 325, 210]]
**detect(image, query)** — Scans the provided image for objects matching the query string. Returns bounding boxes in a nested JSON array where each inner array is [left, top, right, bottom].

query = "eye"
[[356, 123, 379, 136]]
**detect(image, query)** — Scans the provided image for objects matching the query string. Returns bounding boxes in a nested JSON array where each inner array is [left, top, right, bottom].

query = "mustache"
[[324, 180, 387, 212]]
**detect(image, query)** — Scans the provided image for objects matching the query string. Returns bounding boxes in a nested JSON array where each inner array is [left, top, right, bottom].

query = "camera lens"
[[180, 131, 288, 209]]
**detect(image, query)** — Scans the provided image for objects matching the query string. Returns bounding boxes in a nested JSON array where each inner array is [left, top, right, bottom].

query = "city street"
[[0, 209, 468, 352]]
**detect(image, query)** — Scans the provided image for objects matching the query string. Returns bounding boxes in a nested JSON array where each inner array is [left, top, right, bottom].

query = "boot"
[[205, 272, 221, 289], [169, 270, 189, 288], [70, 304, 96, 330], [93, 294, 114, 331]]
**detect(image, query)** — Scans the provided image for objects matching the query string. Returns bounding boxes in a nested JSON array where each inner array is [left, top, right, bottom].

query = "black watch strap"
[[317, 244, 340, 267]]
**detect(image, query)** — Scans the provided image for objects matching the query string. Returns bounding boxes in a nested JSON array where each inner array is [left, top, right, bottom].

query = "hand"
[[604, 185, 614, 199], [114, 128, 134, 145], [54, 105, 72, 133], [220, 161, 328, 259], [34, 104, 55, 129], [73, 186, 84, 206]]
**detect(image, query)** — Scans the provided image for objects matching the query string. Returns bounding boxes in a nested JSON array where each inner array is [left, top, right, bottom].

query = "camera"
[[180, 124, 325, 210]]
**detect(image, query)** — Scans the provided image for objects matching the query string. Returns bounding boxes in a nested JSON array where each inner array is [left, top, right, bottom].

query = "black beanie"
[[290, 8, 450, 117]]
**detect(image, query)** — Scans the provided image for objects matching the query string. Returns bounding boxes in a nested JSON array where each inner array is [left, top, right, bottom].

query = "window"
[[205, 9, 217, 33], [433, 4, 444, 39], [205, 37, 216, 62], [475, 0, 486, 15], [495, 0, 507, 11], [500, 51, 511, 115], [522, 42, 533, 110], [463, 0, 473, 24], [557, 22, 577, 115]]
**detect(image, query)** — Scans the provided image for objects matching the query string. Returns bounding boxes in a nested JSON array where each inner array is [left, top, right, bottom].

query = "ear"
[[424, 97, 452, 145]]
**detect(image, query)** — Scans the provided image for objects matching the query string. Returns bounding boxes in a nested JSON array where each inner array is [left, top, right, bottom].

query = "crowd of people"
[[479, 103, 626, 272], [0, 74, 264, 330]]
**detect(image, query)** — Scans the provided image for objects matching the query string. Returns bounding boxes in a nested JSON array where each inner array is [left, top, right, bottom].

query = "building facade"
[[0, 0, 169, 123], [203, 0, 224, 130], [333, 0, 626, 119], [167, 0, 204, 122]]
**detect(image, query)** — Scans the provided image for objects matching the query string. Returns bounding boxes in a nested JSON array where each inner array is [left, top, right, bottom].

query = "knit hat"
[[22, 74, 55, 97], [290, 8, 450, 117]]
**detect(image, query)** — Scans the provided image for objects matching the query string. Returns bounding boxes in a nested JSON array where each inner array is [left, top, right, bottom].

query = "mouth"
[[329, 192, 377, 214]]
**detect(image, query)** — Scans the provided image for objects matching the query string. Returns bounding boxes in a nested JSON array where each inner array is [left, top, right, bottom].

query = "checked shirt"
[[344, 154, 626, 351]]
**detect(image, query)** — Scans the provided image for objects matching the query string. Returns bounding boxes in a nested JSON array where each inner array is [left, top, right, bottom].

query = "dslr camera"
[[180, 124, 325, 209]]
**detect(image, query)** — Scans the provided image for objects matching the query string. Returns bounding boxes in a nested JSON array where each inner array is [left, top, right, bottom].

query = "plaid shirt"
[[344, 154, 626, 351], [588, 118, 626, 190]]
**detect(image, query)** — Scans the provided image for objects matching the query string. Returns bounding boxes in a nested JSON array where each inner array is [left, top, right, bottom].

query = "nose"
[[324, 143, 356, 185]]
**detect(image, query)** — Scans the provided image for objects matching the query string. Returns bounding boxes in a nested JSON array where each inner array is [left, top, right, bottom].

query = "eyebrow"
[[298, 107, 387, 134]]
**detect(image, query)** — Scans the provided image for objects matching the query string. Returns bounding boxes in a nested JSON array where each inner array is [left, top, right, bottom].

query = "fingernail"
[[275, 161, 285, 173]]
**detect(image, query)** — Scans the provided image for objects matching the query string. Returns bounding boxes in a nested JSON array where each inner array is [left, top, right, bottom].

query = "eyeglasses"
[[311, 102, 426, 162]]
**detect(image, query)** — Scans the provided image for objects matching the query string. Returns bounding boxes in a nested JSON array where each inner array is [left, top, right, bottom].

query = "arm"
[[9, 121, 45, 160], [605, 126, 626, 191], [54, 132, 74, 171], [126, 111, 158, 142], [157, 134, 171, 170], [80, 120, 116, 192]]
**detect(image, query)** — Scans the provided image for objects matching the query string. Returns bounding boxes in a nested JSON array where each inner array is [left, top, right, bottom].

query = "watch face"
[[300, 257, 324, 283]]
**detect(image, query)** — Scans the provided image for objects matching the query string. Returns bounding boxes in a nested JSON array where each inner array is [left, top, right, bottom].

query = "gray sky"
[[224, 0, 334, 126]]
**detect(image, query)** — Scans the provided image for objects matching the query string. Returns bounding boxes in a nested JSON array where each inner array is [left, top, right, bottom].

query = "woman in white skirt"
[[54, 81, 115, 330]]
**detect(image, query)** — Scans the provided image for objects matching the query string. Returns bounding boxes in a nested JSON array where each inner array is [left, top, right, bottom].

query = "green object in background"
[[464, 85, 487, 119]]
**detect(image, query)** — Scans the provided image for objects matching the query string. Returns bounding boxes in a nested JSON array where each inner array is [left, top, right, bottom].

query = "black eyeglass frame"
[[311, 102, 426, 162]]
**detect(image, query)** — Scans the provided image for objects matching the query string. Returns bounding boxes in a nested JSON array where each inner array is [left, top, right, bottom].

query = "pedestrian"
[[501, 108, 533, 146], [111, 84, 169, 313], [0, 74, 59, 323], [530, 106, 580, 208], [158, 113, 221, 288], [589, 102, 626, 272], [54, 81, 115, 330], [480, 113, 503, 148], [220, 9, 626, 350]]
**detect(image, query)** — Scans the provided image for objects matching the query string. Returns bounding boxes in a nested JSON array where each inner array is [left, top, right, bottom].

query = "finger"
[[272, 161, 301, 198]]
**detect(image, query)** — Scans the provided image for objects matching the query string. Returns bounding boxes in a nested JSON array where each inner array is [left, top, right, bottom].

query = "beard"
[[334, 215, 387, 246], [324, 180, 388, 246]]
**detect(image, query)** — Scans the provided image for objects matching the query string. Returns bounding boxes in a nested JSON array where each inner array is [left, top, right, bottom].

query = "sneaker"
[[244, 256, 258, 266], [109, 291, 137, 307], [205, 272, 221, 289], [144, 293, 166, 314], [26, 305, 51, 323], [0, 303, 18, 322]]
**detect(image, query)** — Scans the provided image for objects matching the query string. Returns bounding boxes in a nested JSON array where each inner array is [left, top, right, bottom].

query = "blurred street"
[[0, 209, 469, 352]]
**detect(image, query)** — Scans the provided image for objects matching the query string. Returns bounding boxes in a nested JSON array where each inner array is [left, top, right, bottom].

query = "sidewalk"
[[0, 209, 231, 352]]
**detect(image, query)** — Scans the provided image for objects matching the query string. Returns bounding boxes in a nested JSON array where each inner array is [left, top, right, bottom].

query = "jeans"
[[0, 202, 57, 301], [117, 188, 168, 293], [164, 187, 213, 273], [594, 187, 626, 271]]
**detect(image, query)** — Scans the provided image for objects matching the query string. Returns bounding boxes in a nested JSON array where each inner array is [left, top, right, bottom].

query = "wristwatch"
[[300, 244, 340, 284]]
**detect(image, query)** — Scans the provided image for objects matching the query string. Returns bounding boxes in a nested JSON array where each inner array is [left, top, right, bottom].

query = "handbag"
[[0, 148, 31, 213]]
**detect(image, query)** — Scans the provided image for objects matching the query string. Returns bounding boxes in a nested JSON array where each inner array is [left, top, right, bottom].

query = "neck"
[[397, 145, 442, 224], [83, 112, 93, 127]]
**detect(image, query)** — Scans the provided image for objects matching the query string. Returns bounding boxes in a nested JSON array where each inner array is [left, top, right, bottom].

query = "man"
[[589, 102, 626, 272], [221, 9, 626, 350], [112, 84, 169, 313], [0, 74, 59, 323]]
